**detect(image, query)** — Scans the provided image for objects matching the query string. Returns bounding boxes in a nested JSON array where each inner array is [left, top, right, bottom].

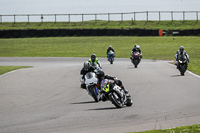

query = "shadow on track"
[[171, 75, 183, 77], [86, 107, 119, 111], [71, 101, 96, 104]]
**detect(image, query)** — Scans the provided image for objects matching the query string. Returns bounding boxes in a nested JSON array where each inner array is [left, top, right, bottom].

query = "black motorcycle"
[[101, 82, 132, 108], [178, 54, 188, 76]]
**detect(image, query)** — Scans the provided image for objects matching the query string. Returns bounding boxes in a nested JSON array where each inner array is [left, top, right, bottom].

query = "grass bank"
[[0, 36, 199, 75], [0, 20, 200, 30], [131, 124, 200, 133], [0, 66, 31, 75]]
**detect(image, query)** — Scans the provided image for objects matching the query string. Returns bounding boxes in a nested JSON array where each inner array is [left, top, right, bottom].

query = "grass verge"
[[131, 124, 200, 133], [0, 36, 199, 75], [0, 20, 200, 30], [0, 66, 31, 75]]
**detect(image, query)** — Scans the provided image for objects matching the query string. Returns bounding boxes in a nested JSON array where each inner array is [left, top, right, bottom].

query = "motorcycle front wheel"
[[109, 92, 123, 108], [180, 65, 186, 76], [90, 86, 100, 102]]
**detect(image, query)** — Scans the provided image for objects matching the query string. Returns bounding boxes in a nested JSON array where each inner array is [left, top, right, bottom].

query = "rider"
[[97, 71, 130, 100], [89, 54, 102, 69], [107, 45, 115, 58], [100, 79, 130, 102], [175, 46, 189, 69], [130, 44, 142, 59], [80, 61, 96, 89]]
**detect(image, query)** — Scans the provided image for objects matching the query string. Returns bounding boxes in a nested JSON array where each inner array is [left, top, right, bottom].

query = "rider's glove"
[[94, 70, 97, 73]]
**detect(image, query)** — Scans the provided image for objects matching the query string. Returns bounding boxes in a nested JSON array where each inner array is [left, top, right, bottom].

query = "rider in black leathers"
[[130, 44, 142, 59], [175, 46, 189, 69], [80, 61, 95, 89], [132, 44, 141, 53]]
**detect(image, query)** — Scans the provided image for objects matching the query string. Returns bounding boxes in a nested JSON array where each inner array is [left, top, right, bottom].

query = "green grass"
[[0, 66, 31, 75], [0, 36, 199, 75], [0, 20, 200, 30], [131, 124, 200, 133]]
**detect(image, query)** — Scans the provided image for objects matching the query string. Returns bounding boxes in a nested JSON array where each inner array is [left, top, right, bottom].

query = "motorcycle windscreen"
[[85, 72, 94, 79], [178, 54, 187, 61]]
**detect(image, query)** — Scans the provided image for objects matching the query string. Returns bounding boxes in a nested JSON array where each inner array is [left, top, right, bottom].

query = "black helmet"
[[179, 46, 184, 52], [91, 54, 96, 62], [83, 61, 90, 71], [97, 70, 105, 81]]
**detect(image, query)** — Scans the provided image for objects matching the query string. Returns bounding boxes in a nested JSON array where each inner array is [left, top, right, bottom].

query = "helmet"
[[83, 61, 90, 71], [179, 46, 184, 52], [134, 44, 137, 48], [101, 79, 109, 90], [97, 70, 105, 80], [91, 54, 96, 62], [109, 45, 112, 48], [136, 45, 140, 49]]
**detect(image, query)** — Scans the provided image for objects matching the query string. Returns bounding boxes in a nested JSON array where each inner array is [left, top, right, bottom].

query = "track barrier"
[[0, 29, 199, 38]]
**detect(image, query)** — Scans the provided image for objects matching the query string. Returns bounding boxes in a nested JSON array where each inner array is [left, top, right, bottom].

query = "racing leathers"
[[131, 47, 142, 59], [175, 50, 189, 69], [100, 78, 130, 102], [107, 47, 115, 58], [89, 58, 102, 69]]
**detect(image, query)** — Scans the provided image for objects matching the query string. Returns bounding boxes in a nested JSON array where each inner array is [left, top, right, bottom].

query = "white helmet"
[[136, 45, 140, 49], [83, 61, 90, 71]]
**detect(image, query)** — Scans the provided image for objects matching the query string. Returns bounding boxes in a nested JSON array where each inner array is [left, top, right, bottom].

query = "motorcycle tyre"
[[109, 92, 123, 108], [180, 65, 186, 76], [110, 58, 113, 64], [91, 87, 99, 102]]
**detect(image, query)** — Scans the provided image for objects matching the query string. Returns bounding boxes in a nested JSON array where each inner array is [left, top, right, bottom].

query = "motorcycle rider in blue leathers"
[[107, 45, 115, 58]]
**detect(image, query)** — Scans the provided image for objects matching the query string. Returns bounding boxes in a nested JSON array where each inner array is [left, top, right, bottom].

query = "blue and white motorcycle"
[[84, 72, 101, 102], [107, 51, 115, 64]]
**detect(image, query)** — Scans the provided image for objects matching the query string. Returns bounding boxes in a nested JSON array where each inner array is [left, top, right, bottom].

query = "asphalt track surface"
[[0, 57, 200, 133]]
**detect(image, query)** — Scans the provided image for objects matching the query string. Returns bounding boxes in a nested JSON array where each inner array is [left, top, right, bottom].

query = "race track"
[[0, 57, 200, 133]]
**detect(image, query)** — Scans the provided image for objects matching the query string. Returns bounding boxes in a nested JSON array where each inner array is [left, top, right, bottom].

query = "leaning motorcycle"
[[131, 52, 141, 68], [178, 54, 188, 76], [101, 83, 133, 108], [84, 72, 101, 102], [107, 51, 115, 64]]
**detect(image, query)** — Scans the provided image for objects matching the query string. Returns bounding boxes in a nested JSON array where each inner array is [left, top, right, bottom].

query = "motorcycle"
[[178, 54, 188, 76], [107, 51, 115, 64], [131, 51, 141, 68], [84, 72, 101, 102], [101, 82, 133, 108]]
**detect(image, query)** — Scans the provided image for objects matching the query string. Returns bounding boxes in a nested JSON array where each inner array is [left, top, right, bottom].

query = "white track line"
[[0, 69, 22, 78]]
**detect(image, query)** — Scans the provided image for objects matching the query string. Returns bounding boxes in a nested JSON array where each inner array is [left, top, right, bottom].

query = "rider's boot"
[[81, 84, 86, 89]]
